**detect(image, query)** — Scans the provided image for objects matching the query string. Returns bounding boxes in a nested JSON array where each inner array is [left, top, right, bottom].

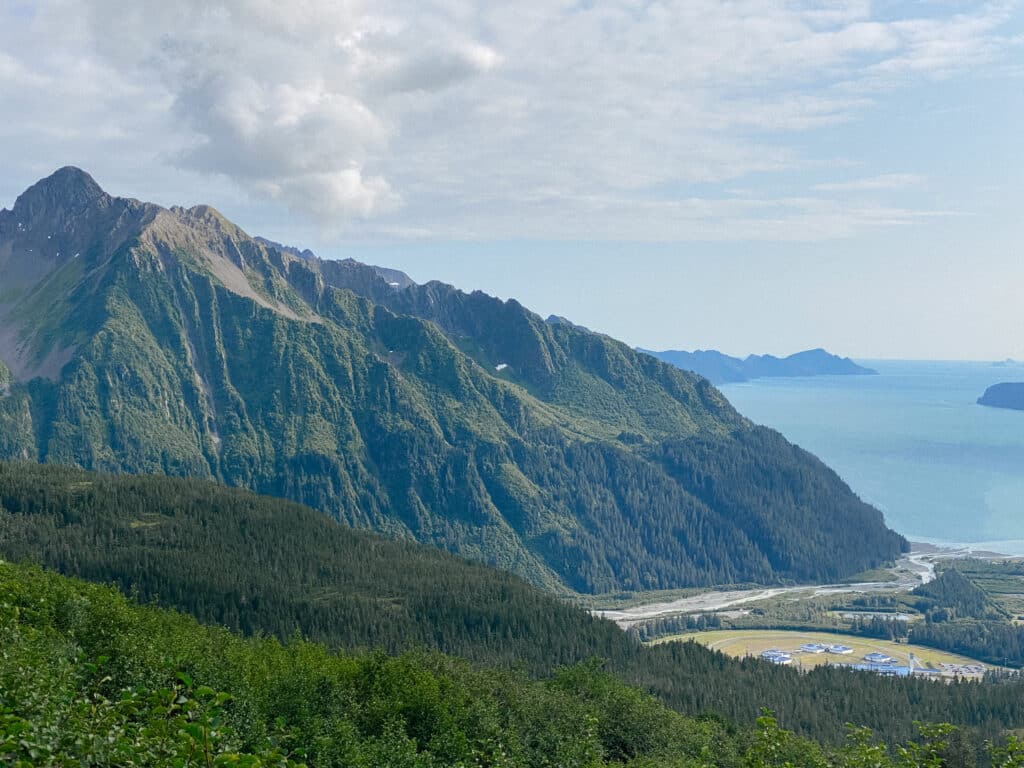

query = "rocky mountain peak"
[[0, 169, 154, 341], [9, 166, 110, 220]]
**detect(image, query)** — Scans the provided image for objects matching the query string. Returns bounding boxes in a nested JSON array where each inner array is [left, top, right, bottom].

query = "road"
[[594, 552, 937, 629]]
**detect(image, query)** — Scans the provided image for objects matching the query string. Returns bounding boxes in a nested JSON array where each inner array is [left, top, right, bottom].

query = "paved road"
[[595, 552, 937, 629]]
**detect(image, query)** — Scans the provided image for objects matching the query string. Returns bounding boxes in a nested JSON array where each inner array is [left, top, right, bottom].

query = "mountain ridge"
[[0, 167, 907, 592], [641, 347, 877, 385]]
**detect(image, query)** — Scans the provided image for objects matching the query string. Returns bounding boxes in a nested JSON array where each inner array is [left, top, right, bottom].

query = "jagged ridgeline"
[[0, 168, 906, 592]]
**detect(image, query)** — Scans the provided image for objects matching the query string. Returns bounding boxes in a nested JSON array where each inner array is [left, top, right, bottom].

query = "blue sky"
[[1, 1, 1021, 358]]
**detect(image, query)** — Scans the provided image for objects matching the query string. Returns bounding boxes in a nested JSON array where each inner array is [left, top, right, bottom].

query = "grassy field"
[[652, 629, 994, 675]]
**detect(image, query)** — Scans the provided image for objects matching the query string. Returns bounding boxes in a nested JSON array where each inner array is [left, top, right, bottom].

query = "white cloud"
[[0, 0, 1018, 239], [815, 174, 926, 192], [254, 169, 401, 221], [72, 0, 497, 219]]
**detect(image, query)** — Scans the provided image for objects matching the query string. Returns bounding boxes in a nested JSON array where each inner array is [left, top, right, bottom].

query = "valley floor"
[[594, 551, 938, 628]]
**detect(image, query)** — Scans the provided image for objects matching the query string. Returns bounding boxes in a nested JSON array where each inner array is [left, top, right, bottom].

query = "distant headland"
[[977, 382, 1024, 411], [640, 347, 878, 385]]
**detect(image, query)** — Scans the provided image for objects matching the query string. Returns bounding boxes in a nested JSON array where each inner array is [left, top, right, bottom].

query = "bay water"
[[720, 360, 1024, 555]]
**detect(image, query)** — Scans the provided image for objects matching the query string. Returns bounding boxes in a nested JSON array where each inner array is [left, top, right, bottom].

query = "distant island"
[[977, 382, 1024, 411], [640, 347, 878, 385]]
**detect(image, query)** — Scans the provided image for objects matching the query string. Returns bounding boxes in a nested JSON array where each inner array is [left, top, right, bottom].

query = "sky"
[[1, 0, 1022, 359]]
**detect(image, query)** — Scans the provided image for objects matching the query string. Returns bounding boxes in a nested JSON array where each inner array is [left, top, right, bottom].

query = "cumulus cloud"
[[66, 0, 501, 219], [253, 169, 400, 220], [0, 0, 1019, 238]]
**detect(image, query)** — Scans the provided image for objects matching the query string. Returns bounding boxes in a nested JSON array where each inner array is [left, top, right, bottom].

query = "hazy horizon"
[[345, 245, 1024, 361]]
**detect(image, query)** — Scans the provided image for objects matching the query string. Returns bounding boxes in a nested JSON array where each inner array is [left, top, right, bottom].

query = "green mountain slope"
[[0, 561, 765, 768], [0, 168, 906, 592], [2, 462, 1023, 749], [0, 461, 630, 671], [12, 561, 1024, 768], [17, 560, 1021, 768]]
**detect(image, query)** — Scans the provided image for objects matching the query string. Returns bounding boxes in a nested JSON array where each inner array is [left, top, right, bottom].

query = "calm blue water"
[[720, 361, 1024, 555]]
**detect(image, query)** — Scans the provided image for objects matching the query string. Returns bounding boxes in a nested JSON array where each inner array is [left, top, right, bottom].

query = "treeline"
[[911, 569, 1001, 621], [908, 622, 1024, 670], [632, 613, 724, 641], [4, 561, 1024, 768], [2, 462, 1023, 748], [850, 616, 909, 642]]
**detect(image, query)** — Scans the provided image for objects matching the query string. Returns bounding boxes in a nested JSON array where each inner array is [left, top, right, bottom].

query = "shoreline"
[[906, 538, 1024, 559]]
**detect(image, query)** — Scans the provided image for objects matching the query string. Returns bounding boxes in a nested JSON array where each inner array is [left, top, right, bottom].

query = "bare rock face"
[[0, 168, 163, 379], [10, 165, 108, 217], [0, 167, 156, 303]]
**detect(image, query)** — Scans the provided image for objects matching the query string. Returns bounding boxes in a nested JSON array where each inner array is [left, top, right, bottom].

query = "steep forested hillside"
[[2, 462, 1023, 749], [0, 561, 757, 768], [0, 461, 630, 671], [0, 168, 905, 592]]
